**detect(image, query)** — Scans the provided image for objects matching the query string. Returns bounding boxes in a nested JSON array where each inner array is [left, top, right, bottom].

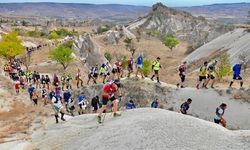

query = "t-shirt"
[[214, 107, 224, 120], [199, 66, 207, 77], [137, 57, 143, 65], [102, 83, 117, 98], [180, 102, 189, 112], [233, 64, 241, 76], [63, 91, 71, 101], [78, 95, 85, 104]]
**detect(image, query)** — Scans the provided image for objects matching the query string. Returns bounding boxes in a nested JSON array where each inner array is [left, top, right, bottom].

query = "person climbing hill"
[[151, 57, 161, 84], [205, 60, 218, 88], [196, 61, 208, 89], [177, 61, 187, 88], [214, 103, 227, 128], [135, 54, 144, 79], [97, 80, 121, 124], [51, 94, 66, 123], [229, 62, 244, 89], [180, 98, 192, 114]]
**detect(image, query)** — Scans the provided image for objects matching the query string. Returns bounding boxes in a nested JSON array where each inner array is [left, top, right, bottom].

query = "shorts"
[[154, 70, 159, 75], [128, 65, 133, 71], [214, 119, 221, 124], [33, 99, 38, 105], [42, 95, 47, 98], [199, 76, 206, 82], [93, 105, 98, 111], [54, 105, 63, 112], [93, 73, 98, 78], [179, 74, 185, 82], [79, 103, 87, 109], [102, 96, 116, 105], [233, 75, 242, 80], [208, 74, 215, 79], [112, 69, 118, 74], [104, 72, 110, 77], [137, 64, 143, 69]]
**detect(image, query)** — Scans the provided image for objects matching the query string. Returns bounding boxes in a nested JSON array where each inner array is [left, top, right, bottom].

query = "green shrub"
[[104, 52, 113, 62], [63, 40, 74, 49], [122, 56, 128, 68], [143, 59, 151, 76], [217, 53, 232, 79]]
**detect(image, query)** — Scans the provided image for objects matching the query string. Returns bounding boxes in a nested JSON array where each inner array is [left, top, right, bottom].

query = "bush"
[[143, 59, 151, 76], [104, 52, 113, 62], [122, 56, 128, 69], [217, 53, 232, 79], [97, 25, 110, 34]]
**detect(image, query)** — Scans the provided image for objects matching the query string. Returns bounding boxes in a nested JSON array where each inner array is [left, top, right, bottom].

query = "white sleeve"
[[218, 109, 223, 115]]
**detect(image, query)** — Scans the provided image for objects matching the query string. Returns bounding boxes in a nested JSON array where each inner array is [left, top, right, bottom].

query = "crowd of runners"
[[2, 54, 244, 127]]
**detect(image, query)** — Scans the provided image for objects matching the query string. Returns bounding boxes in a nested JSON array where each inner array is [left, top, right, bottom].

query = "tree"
[[217, 53, 232, 79], [50, 31, 60, 40], [0, 31, 24, 60], [163, 34, 179, 51], [49, 45, 73, 70]]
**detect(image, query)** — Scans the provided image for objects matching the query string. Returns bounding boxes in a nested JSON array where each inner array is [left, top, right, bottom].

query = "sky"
[[0, 0, 250, 7]]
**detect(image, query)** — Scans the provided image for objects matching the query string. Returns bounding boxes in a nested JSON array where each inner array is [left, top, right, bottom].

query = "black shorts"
[[128, 65, 133, 71], [208, 74, 215, 79], [214, 119, 221, 124], [199, 76, 206, 81], [102, 96, 116, 105], [179, 74, 185, 82], [93, 73, 98, 78], [93, 105, 98, 111], [233, 75, 242, 80], [154, 70, 159, 75], [79, 103, 86, 109]]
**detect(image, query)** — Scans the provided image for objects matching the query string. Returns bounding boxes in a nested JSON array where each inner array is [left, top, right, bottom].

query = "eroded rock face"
[[103, 30, 121, 45], [128, 3, 234, 47], [72, 34, 107, 67]]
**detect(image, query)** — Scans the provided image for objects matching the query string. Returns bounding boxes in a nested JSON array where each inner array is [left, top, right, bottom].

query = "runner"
[[87, 66, 98, 85], [125, 100, 136, 109], [78, 95, 88, 115], [180, 98, 192, 114], [14, 78, 20, 95], [76, 69, 83, 88], [196, 61, 208, 89], [41, 85, 48, 105], [28, 84, 35, 100], [41, 75, 46, 88], [99, 64, 106, 84], [135, 54, 144, 79], [112, 63, 119, 79], [117, 60, 124, 78], [45, 75, 51, 90], [63, 88, 72, 112], [51, 94, 66, 123], [229, 62, 244, 89], [205, 60, 218, 88], [53, 74, 60, 87], [68, 98, 75, 116], [65, 74, 73, 90], [91, 95, 100, 113], [35, 72, 41, 88], [151, 99, 158, 108], [151, 57, 162, 84], [127, 57, 134, 78], [32, 89, 39, 105], [177, 61, 187, 88], [97, 80, 121, 124], [214, 103, 227, 128]]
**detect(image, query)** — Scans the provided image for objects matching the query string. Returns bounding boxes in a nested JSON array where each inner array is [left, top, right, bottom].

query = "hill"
[[128, 3, 233, 47], [0, 3, 150, 23], [184, 28, 250, 65], [179, 3, 250, 19], [2, 108, 249, 150]]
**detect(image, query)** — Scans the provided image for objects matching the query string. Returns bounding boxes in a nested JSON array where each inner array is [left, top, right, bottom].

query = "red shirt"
[[102, 83, 117, 98]]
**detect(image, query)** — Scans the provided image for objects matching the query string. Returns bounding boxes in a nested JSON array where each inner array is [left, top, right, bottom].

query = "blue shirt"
[[233, 64, 241, 76], [28, 87, 35, 94], [125, 103, 136, 109], [137, 56, 143, 65], [63, 91, 71, 101], [78, 95, 85, 103], [151, 101, 158, 108]]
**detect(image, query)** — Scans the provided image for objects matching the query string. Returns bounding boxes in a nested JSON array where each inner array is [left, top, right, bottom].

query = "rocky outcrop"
[[128, 3, 234, 47], [184, 28, 250, 65], [72, 34, 107, 68], [103, 30, 121, 45]]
